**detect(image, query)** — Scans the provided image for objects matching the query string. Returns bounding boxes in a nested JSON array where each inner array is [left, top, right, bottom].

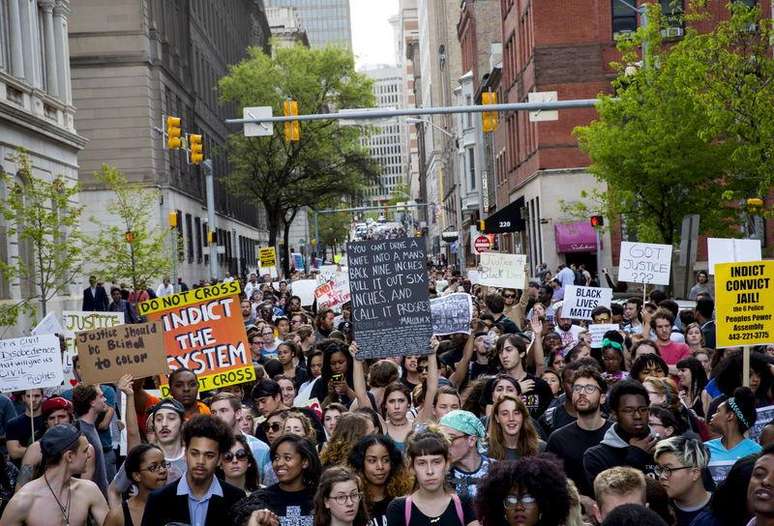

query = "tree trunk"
[[282, 221, 292, 278]]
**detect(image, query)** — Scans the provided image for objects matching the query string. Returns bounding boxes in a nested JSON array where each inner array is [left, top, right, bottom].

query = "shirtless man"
[[1, 424, 108, 526]]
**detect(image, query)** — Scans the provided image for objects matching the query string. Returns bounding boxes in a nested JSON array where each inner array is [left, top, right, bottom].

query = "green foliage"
[[0, 150, 85, 324], [318, 209, 351, 250], [87, 165, 173, 291]]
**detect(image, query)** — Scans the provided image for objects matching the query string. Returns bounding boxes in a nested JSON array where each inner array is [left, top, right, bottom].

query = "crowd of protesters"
[[1, 262, 773, 526]]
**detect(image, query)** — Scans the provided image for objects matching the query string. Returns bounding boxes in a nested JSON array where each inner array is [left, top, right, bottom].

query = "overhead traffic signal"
[[283, 100, 300, 142], [188, 134, 203, 165], [166, 116, 182, 149], [590, 215, 604, 228], [168, 211, 178, 229], [482, 91, 498, 133]]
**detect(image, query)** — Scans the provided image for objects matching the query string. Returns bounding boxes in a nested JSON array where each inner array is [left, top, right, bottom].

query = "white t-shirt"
[[555, 324, 584, 354]]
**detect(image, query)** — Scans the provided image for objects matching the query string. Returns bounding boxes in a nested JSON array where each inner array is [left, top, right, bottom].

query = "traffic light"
[[478, 219, 486, 232], [188, 134, 203, 165], [283, 100, 300, 142], [168, 211, 178, 229], [166, 116, 182, 149], [207, 230, 215, 245], [482, 91, 498, 133], [590, 215, 604, 228]]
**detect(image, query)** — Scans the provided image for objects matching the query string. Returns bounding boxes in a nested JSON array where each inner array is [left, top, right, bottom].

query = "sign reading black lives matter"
[[348, 237, 433, 359]]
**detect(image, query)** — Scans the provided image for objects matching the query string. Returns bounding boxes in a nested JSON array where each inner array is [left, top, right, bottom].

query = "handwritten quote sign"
[[563, 286, 613, 320], [76, 322, 169, 385], [139, 281, 255, 394], [588, 324, 621, 348], [479, 253, 527, 289], [618, 242, 673, 285], [0, 334, 64, 391], [431, 293, 472, 336], [348, 237, 433, 359]]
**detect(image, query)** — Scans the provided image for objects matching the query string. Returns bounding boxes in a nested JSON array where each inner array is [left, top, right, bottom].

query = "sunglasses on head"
[[223, 449, 249, 462]]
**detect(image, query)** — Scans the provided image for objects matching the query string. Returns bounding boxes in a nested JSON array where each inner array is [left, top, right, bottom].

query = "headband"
[[602, 338, 623, 351], [727, 398, 750, 429]]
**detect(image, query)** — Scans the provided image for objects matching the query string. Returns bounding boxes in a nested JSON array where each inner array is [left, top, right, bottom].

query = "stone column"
[[7, 0, 25, 78], [53, 0, 70, 103], [39, 0, 59, 98]]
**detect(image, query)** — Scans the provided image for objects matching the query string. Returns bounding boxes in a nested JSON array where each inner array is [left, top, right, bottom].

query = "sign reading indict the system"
[[478, 253, 527, 289], [347, 237, 433, 359], [618, 242, 673, 285], [76, 322, 169, 385], [563, 286, 613, 320], [0, 334, 64, 391], [138, 281, 255, 394], [431, 293, 472, 335], [714, 260, 773, 348]]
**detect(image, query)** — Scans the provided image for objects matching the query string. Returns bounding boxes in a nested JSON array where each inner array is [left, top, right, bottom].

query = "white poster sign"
[[563, 286, 613, 320], [479, 253, 527, 289], [707, 238, 762, 275], [618, 242, 673, 285], [0, 334, 64, 392], [31, 311, 65, 336], [588, 323, 621, 348], [291, 279, 318, 306]]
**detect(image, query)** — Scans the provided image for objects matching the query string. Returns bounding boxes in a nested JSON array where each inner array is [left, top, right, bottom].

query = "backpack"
[[404, 494, 464, 526]]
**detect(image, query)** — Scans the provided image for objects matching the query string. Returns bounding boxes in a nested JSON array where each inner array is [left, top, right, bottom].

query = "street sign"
[[243, 106, 273, 137], [528, 91, 559, 122], [474, 235, 491, 253]]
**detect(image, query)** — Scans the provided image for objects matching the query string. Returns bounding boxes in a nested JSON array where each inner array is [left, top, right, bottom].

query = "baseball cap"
[[149, 398, 185, 417], [40, 424, 81, 456], [42, 396, 73, 417]]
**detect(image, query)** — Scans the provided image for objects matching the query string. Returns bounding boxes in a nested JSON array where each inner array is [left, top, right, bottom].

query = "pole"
[[641, 7, 649, 69], [29, 396, 35, 441], [743, 346, 751, 387], [170, 216, 177, 293], [595, 228, 602, 285], [203, 160, 217, 281], [313, 210, 320, 267]]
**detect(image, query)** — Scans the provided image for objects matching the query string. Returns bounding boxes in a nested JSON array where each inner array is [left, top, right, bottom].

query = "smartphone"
[[332, 373, 343, 382]]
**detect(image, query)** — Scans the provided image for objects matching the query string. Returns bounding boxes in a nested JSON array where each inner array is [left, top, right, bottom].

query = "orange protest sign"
[[139, 281, 255, 395]]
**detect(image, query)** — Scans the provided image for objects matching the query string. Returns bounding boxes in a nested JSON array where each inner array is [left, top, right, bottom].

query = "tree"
[[573, 3, 739, 245], [318, 207, 352, 259], [87, 165, 174, 292], [0, 150, 85, 325], [218, 45, 380, 276]]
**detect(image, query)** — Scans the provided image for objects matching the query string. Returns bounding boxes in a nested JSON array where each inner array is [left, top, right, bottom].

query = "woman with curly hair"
[[349, 435, 413, 526], [320, 413, 373, 467], [313, 466, 370, 526], [283, 410, 318, 447], [474, 456, 570, 526], [487, 394, 544, 461]]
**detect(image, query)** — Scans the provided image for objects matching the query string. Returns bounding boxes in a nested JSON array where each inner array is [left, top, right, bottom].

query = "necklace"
[[44, 474, 71, 526]]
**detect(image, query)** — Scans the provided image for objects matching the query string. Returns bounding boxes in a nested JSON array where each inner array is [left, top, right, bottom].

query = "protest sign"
[[292, 252, 304, 270], [618, 242, 672, 285], [714, 261, 773, 348], [0, 334, 64, 391], [76, 321, 168, 385], [61, 311, 124, 383], [318, 265, 339, 284], [707, 238, 762, 274], [292, 279, 318, 306], [749, 405, 774, 442], [258, 247, 277, 267], [314, 272, 351, 311], [138, 281, 255, 394], [562, 286, 613, 320], [31, 312, 64, 336], [479, 253, 527, 289], [466, 269, 481, 285], [588, 324, 621, 348], [431, 293, 472, 336], [348, 237, 433, 359]]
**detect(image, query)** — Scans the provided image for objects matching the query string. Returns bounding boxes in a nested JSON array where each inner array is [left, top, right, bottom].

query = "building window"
[[661, 0, 684, 27], [185, 213, 194, 263], [612, 0, 637, 35], [194, 217, 202, 263], [466, 147, 476, 191], [176, 210, 184, 262]]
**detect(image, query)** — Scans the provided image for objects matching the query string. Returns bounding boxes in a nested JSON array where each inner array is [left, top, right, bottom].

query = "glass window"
[[612, 0, 637, 34], [466, 147, 476, 191]]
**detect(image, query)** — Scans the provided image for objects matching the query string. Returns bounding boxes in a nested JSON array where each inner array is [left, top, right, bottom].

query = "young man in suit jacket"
[[142, 415, 245, 526], [82, 275, 109, 311]]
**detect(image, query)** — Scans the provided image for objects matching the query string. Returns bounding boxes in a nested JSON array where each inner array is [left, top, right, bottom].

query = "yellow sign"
[[137, 281, 242, 316], [715, 260, 773, 348], [259, 247, 277, 267]]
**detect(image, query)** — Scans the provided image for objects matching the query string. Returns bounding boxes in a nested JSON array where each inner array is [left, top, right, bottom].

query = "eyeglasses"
[[504, 294, 516, 299], [224, 449, 249, 462], [141, 461, 171, 473], [572, 384, 601, 395], [619, 406, 650, 416], [654, 465, 693, 480], [447, 433, 468, 443], [262, 331, 274, 336], [504, 494, 536, 509], [417, 366, 428, 373], [264, 422, 282, 432], [329, 492, 362, 505]]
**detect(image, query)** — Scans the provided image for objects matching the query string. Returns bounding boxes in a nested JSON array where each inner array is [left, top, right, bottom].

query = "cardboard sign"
[[479, 253, 527, 289], [314, 272, 351, 311], [291, 279, 317, 306], [562, 286, 613, 320], [258, 247, 277, 267], [618, 242, 673, 285], [31, 312, 65, 336], [138, 281, 255, 394], [707, 238, 762, 274], [714, 261, 773, 348], [749, 405, 774, 442], [588, 323, 621, 348], [61, 311, 125, 384], [348, 237, 433, 359], [0, 334, 64, 391], [431, 293, 472, 336], [75, 321, 169, 385]]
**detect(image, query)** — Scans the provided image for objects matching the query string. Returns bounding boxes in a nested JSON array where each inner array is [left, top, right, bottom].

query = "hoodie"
[[583, 424, 656, 488]]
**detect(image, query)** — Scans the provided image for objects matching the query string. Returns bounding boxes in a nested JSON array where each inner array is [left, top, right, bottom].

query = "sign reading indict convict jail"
[[347, 237, 433, 359], [714, 261, 773, 348]]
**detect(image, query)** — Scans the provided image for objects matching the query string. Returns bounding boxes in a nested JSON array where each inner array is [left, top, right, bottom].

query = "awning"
[[555, 221, 597, 253], [483, 198, 525, 234]]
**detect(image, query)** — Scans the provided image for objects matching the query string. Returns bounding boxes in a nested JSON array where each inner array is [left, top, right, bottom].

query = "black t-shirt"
[[519, 373, 553, 418], [545, 420, 612, 497], [386, 495, 476, 526], [370, 497, 393, 526], [538, 396, 577, 438], [6, 414, 44, 447], [233, 484, 314, 526]]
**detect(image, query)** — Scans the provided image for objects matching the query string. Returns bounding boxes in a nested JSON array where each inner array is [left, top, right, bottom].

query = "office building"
[[264, 0, 352, 49]]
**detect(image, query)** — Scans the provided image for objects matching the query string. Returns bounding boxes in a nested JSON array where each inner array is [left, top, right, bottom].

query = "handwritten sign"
[[76, 322, 169, 385], [588, 324, 621, 348], [61, 311, 125, 384], [348, 237, 433, 359], [563, 286, 613, 320], [431, 293, 472, 336], [138, 281, 255, 394], [714, 261, 773, 348], [618, 242, 673, 285], [707, 238, 762, 275], [314, 272, 351, 311], [0, 335, 64, 391], [479, 253, 526, 289], [291, 279, 317, 306], [31, 312, 65, 337]]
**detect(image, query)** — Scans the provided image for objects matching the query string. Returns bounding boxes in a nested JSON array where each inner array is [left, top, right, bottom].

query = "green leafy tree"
[[0, 150, 85, 324], [318, 207, 352, 259], [87, 165, 173, 291], [218, 45, 379, 276]]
